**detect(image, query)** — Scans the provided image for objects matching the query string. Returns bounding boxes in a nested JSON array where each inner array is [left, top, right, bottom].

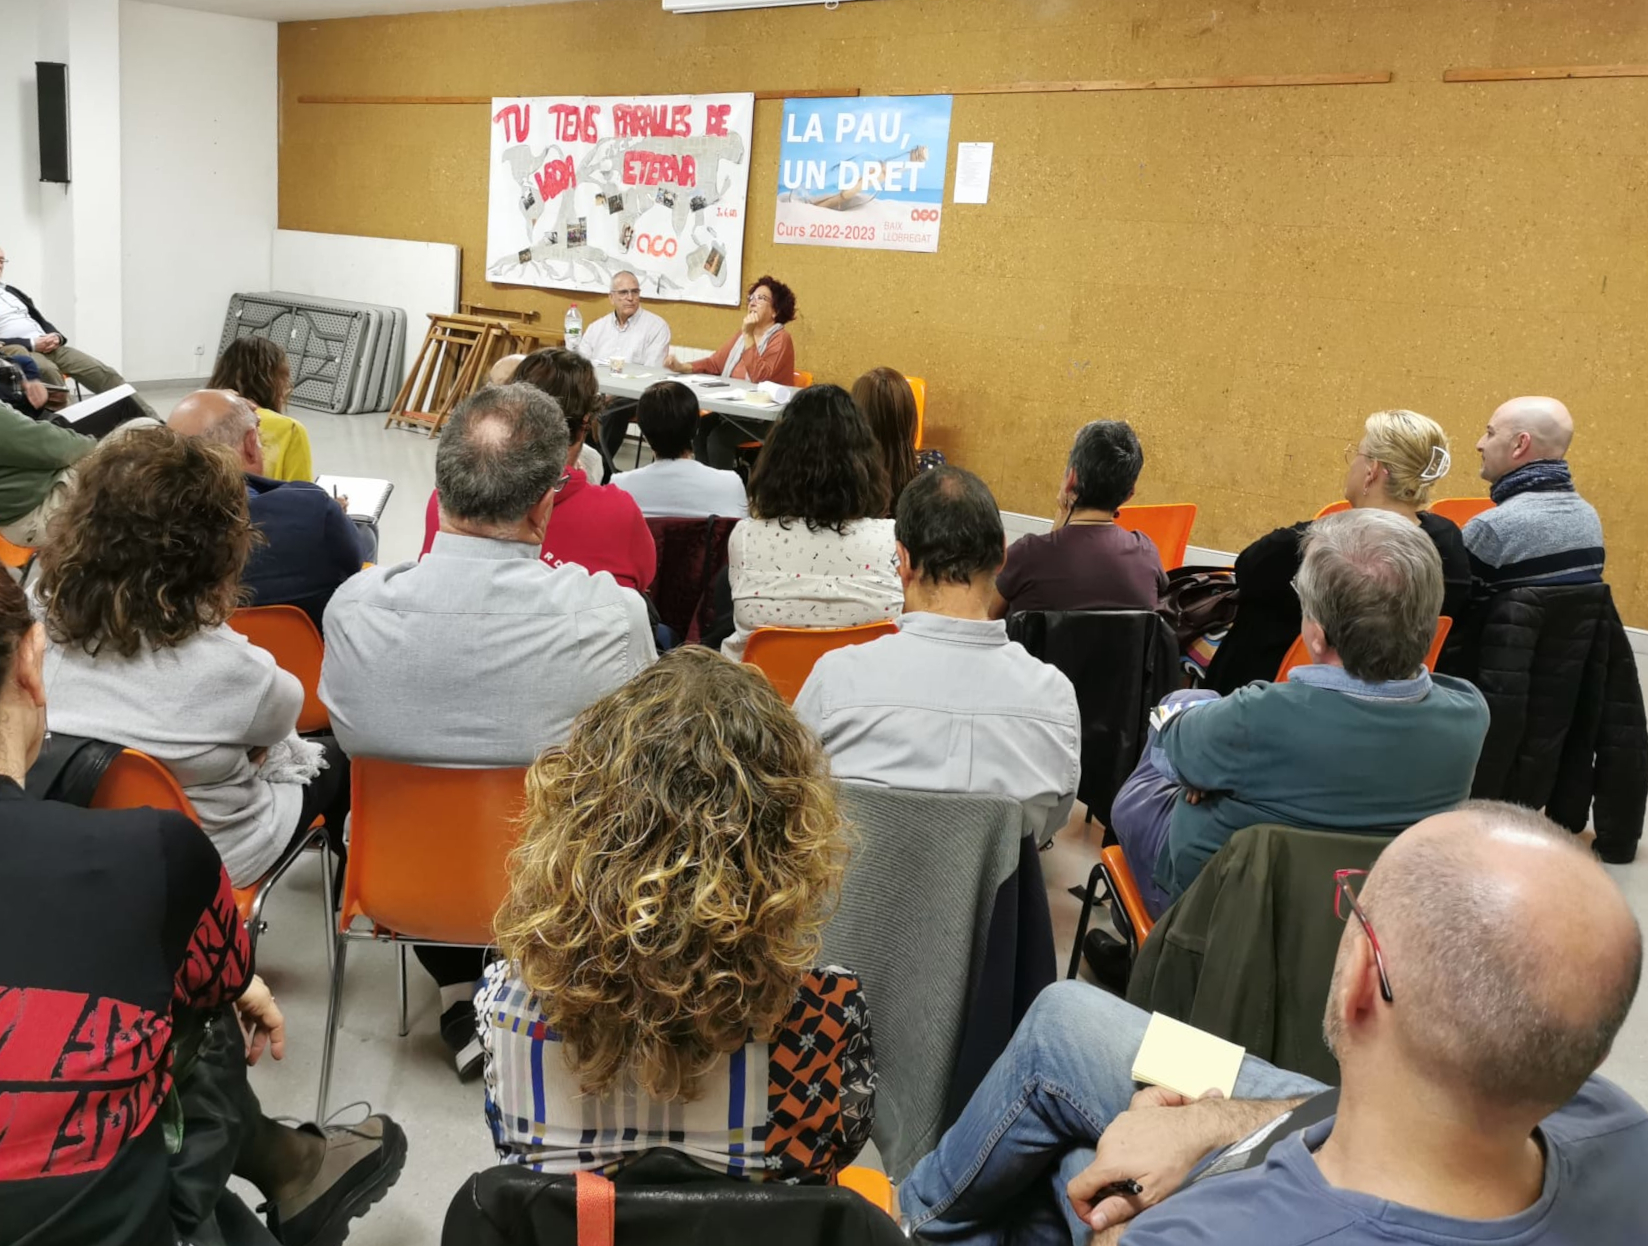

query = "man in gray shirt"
[[901, 801, 1647, 1245], [794, 466, 1079, 842], [320, 382, 655, 1076]]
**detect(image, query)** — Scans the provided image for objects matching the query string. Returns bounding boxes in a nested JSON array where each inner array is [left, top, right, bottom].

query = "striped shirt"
[[477, 961, 875, 1183], [1463, 489, 1605, 591]]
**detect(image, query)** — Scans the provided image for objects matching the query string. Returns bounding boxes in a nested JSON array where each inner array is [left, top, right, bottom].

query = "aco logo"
[[909, 208, 940, 223], [636, 234, 679, 258]]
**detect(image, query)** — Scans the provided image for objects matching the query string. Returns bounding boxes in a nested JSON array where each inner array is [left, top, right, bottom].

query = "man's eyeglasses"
[[1334, 869, 1394, 1003], [612, 287, 640, 297]]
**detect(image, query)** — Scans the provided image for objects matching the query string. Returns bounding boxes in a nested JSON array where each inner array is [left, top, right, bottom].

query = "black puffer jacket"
[[1461, 584, 1646, 862]]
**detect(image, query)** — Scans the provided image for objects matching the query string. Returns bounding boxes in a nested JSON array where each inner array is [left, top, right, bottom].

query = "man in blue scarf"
[[1466, 395, 1604, 591]]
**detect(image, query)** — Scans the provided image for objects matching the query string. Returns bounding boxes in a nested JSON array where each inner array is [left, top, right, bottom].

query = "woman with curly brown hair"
[[666, 274, 800, 469], [721, 383, 899, 660], [480, 646, 874, 1182], [208, 336, 314, 482], [34, 427, 351, 887]]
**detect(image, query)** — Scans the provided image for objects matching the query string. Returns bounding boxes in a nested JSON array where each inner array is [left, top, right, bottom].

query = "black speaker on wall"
[[37, 62, 70, 184]]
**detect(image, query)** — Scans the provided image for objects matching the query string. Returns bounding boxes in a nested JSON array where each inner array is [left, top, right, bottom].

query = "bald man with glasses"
[[584, 271, 673, 477]]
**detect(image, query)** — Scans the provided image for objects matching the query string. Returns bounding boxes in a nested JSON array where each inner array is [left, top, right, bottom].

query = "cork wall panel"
[[278, 0, 1648, 618]]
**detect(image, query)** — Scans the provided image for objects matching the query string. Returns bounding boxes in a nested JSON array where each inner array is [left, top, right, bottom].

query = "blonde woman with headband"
[[1205, 409, 1471, 693], [479, 646, 875, 1182]]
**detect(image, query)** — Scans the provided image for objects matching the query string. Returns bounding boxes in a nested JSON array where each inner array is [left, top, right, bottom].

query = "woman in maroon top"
[[991, 419, 1167, 618], [422, 350, 656, 591], [666, 275, 799, 470]]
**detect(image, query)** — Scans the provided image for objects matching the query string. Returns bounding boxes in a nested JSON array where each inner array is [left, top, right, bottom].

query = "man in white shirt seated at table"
[[795, 466, 1080, 842], [585, 270, 672, 471], [611, 380, 748, 520]]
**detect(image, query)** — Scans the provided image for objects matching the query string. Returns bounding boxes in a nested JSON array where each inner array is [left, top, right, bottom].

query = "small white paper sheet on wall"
[[953, 142, 994, 204]]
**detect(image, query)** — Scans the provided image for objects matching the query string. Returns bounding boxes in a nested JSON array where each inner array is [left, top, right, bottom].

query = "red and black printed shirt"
[[0, 776, 252, 1246]]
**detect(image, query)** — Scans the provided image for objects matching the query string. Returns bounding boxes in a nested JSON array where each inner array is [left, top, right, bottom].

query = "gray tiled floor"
[[135, 383, 1648, 1245]]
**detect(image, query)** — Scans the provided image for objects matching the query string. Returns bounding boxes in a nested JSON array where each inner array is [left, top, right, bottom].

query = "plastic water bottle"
[[563, 305, 583, 351]]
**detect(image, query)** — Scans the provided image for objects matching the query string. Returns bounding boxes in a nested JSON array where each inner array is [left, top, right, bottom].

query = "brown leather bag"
[[1160, 566, 1240, 652]]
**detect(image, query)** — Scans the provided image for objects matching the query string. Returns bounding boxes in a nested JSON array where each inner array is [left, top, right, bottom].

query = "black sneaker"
[[440, 1000, 484, 1081], [1082, 928, 1133, 996], [265, 1114, 406, 1246]]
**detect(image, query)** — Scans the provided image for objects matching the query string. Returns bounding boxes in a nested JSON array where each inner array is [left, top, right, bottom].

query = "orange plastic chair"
[[838, 1166, 895, 1216], [904, 374, 927, 449], [227, 605, 329, 733], [316, 758, 528, 1118], [1277, 616, 1452, 682], [90, 747, 331, 961], [0, 533, 32, 569], [1312, 500, 1352, 520], [1428, 497, 1494, 527], [1068, 843, 1157, 977], [742, 622, 899, 704], [1114, 503, 1198, 571]]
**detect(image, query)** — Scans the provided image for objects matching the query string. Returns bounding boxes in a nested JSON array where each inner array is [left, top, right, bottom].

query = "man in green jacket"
[[0, 398, 94, 547], [1113, 508, 1490, 912]]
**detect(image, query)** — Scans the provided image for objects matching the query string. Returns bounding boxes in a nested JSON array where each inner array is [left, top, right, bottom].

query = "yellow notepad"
[[1130, 1012, 1245, 1100]]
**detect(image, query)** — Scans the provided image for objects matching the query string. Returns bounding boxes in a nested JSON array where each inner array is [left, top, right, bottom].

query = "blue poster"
[[773, 95, 953, 252]]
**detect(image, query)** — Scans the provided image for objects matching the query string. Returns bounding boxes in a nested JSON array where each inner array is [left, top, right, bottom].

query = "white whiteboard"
[[271, 230, 460, 377]]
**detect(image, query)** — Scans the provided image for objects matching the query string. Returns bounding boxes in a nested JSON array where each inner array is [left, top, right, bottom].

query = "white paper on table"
[[953, 142, 994, 205], [756, 381, 795, 403]]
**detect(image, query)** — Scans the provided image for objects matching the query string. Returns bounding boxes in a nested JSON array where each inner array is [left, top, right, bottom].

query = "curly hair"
[[749, 275, 797, 325], [494, 646, 849, 1102], [208, 336, 290, 412], [851, 367, 919, 514], [748, 384, 889, 533], [0, 571, 32, 684], [514, 348, 600, 444], [35, 428, 256, 658]]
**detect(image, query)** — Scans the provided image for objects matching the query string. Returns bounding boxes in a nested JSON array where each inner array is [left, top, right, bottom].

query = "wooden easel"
[[385, 313, 516, 437]]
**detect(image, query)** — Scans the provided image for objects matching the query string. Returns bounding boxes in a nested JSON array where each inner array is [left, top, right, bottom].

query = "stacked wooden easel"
[[385, 305, 553, 437]]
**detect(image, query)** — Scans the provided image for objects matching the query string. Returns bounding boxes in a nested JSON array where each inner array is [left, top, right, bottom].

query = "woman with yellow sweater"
[[208, 336, 313, 482]]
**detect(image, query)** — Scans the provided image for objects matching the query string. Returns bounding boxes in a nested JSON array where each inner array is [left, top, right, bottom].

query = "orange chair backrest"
[[904, 375, 927, 449], [228, 605, 330, 734], [1101, 844, 1155, 942], [1114, 503, 1197, 571], [1428, 497, 1494, 527], [1277, 616, 1452, 682], [340, 758, 528, 945], [793, 369, 814, 388], [743, 622, 898, 704], [1312, 500, 1352, 520], [90, 748, 198, 820], [0, 533, 32, 569]]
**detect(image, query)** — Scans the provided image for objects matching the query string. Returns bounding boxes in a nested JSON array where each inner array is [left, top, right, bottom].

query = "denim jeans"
[[899, 982, 1325, 1245]]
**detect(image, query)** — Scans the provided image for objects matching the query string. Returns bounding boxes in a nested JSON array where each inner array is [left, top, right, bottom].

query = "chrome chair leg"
[[396, 943, 409, 1038], [316, 933, 350, 1121]]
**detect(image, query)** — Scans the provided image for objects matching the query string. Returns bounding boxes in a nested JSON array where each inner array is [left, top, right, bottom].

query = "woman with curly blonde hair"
[[481, 645, 875, 1182], [34, 427, 351, 887]]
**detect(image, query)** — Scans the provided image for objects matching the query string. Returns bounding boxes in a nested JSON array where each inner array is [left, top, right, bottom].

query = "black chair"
[[1007, 609, 1180, 828], [442, 1150, 908, 1246], [644, 516, 739, 645]]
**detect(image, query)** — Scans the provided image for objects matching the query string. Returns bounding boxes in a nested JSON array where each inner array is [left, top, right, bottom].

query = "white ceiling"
[[150, 0, 575, 21]]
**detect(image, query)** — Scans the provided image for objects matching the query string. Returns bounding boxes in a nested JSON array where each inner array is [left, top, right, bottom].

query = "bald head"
[[489, 354, 526, 386], [168, 389, 261, 473], [1334, 802, 1640, 1113], [1477, 396, 1574, 484]]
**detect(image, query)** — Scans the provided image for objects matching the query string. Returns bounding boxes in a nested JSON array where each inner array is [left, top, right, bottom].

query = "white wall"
[[0, 8, 47, 293], [57, 0, 124, 369], [120, 1, 276, 381]]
